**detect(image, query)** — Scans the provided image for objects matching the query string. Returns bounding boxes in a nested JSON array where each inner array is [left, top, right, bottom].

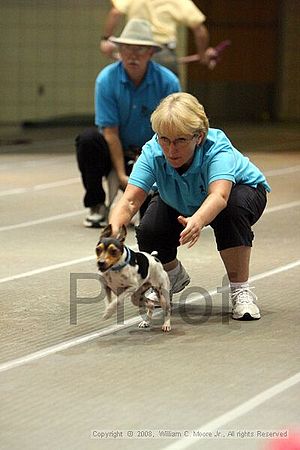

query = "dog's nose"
[[97, 260, 107, 272]]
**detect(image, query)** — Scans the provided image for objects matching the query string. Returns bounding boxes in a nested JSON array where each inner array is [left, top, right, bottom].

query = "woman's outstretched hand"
[[177, 215, 202, 248]]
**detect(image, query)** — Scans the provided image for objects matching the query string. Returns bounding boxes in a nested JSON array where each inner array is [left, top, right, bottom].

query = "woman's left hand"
[[177, 215, 202, 248]]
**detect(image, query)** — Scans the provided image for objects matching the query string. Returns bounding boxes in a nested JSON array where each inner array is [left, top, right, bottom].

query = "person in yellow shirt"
[[100, 0, 217, 75]]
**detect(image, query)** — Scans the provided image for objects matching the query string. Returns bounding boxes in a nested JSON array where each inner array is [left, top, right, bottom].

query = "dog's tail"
[[151, 250, 163, 263]]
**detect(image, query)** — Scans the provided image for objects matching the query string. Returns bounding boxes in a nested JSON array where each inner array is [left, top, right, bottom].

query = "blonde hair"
[[151, 92, 209, 138]]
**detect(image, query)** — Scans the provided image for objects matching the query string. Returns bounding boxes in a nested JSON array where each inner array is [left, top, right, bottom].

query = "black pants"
[[75, 127, 133, 208], [136, 184, 267, 264]]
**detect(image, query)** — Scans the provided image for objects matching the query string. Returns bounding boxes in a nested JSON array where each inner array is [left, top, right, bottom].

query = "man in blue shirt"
[[109, 93, 271, 321], [75, 19, 180, 227]]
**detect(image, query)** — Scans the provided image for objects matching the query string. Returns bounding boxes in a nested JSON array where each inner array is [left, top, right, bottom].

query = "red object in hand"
[[214, 39, 231, 57], [178, 39, 231, 64]]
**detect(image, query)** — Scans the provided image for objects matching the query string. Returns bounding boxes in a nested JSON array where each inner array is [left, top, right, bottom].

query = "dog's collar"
[[110, 246, 132, 272]]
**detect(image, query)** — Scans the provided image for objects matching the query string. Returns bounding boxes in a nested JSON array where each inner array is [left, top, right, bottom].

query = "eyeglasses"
[[157, 134, 198, 149], [119, 44, 152, 55]]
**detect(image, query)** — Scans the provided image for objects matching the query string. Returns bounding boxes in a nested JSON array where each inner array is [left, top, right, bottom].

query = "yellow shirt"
[[112, 0, 206, 44]]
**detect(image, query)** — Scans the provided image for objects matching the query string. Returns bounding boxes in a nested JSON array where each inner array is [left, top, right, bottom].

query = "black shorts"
[[136, 184, 267, 263]]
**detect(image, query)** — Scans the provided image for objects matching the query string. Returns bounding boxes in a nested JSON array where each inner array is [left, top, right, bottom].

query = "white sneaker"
[[169, 262, 190, 295], [144, 288, 165, 309], [144, 288, 160, 304], [83, 204, 107, 228], [231, 287, 261, 320]]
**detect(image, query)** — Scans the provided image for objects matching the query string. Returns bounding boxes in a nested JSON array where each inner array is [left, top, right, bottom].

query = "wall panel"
[[188, 0, 279, 121], [0, 0, 109, 124]]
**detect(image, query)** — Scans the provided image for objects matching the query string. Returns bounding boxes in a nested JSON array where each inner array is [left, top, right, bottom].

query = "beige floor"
[[0, 123, 300, 450]]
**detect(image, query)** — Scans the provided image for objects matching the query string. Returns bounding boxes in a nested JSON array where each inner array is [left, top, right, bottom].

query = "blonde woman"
[[109, 93, 271, 320]]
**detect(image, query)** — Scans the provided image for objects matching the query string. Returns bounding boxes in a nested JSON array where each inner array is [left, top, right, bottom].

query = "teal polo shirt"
[[128, 128, 271, 216], [94, 61, 181, 150]]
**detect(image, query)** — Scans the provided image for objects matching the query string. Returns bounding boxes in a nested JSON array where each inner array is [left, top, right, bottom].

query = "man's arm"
[[103, 6, 122, 36], [192, 23, 218, 69], [100, 7, 123, 57], [103, 126, 128, 190]]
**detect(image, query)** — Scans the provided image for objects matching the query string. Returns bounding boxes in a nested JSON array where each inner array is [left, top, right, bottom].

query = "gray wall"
[[277, 0, 300, 121], [0, 0, 299, 125], [0, 0, 111, 124]]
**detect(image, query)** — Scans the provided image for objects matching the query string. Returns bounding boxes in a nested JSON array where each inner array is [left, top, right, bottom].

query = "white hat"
[[109, 19, 162, 52]]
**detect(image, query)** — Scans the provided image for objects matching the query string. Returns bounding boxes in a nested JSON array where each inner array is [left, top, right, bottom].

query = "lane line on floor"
[[265, 164, 300, 176], [0, 258, 299, 373], [0, 256, 94, 284], [1, 197, 300, 234], [162, 371, 300, 450], [0, 210, 84, 232], [1, 199, 300, 280], [264, 200, 300, 214], [0, 177, 80, 196], [183, 260, 300, 299], [1, 163, 299, 198], [33, 177, 80, 190], [0, 154, 73, 171], [0, 187, 28, 196]]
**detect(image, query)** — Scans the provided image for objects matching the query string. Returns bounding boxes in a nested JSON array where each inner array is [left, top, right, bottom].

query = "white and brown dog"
[[96, 225, 171, 332]]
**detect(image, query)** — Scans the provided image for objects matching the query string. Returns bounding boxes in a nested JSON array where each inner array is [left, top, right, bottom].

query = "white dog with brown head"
[[96, 225, 171, 332]]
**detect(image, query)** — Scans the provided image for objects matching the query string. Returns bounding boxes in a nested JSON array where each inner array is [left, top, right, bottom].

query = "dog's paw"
[[138, 320, 150, 329], [162, 323, 171, 332], [102, 309, 113, 320]]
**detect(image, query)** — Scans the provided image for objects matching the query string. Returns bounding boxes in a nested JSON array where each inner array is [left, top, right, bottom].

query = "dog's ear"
[[116, 224, 127, 242], [100, 224, 113, 238]]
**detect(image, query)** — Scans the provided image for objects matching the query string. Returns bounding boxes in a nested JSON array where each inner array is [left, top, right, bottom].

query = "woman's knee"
[[212, 202, 243, 229], [211, 204, 253, 250]]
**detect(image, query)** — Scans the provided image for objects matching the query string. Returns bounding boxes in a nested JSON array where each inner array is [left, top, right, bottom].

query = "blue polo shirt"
[[94, 61, 181, 150], [128, 128, 271, 216]]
